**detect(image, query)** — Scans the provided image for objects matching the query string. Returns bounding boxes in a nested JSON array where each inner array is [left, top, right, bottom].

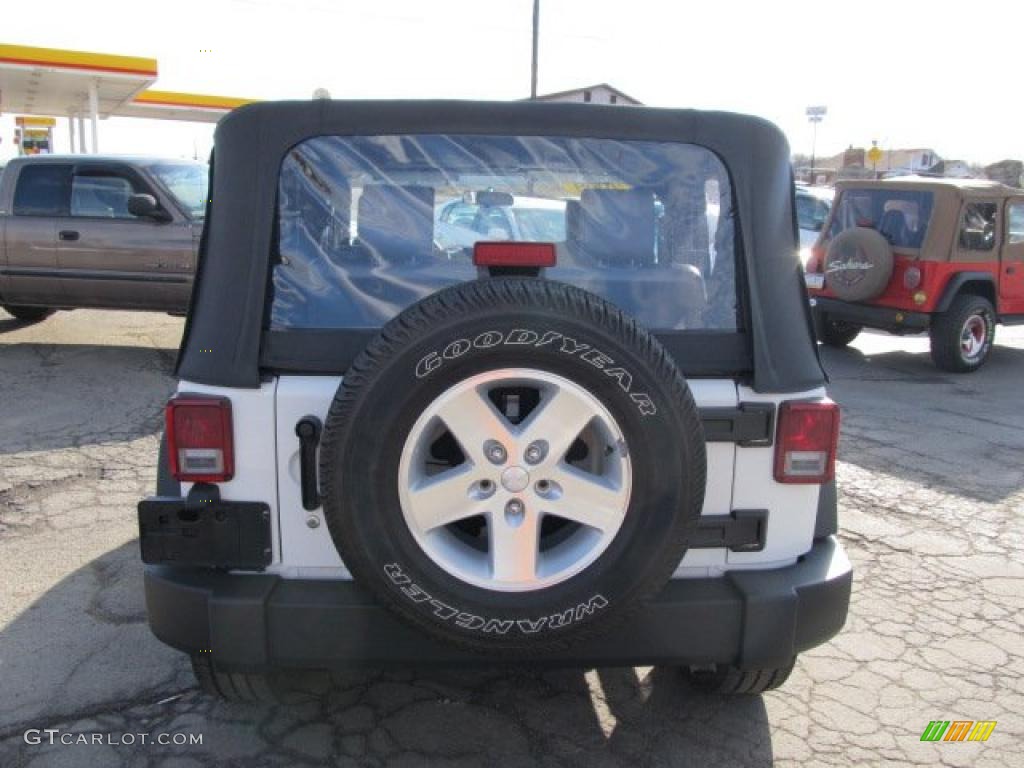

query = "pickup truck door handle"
[[58, 230, 80, 242]]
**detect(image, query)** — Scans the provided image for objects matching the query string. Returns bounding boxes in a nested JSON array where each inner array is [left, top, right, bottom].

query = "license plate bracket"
[[138, 497, 272, 569]]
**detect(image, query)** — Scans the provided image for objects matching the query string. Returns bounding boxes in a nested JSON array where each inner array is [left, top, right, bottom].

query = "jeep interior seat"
[[575, 188, 706, 328], [878, 208, 909, 247], [357, 185, 435, 266], [578, 188, 656, 267]]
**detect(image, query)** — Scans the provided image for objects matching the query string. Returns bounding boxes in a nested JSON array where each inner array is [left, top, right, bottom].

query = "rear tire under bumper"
[[145, 536, 851, 673]]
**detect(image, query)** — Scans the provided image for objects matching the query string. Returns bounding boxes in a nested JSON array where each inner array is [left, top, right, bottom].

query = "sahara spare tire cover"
[[319, 278, 706, 655], [824, 227, 894, 302]]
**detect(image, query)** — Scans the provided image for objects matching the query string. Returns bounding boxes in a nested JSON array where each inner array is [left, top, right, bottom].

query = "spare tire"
[[824, 227, 894, 302], [319, 278, 706, 655]]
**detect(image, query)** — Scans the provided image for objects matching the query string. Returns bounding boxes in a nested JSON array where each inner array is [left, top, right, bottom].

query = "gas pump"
[[14, 116, 55, 155]]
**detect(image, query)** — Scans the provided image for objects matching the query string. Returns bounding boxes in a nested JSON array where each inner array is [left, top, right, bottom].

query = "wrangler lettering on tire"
[[319, 278, 706, 655]]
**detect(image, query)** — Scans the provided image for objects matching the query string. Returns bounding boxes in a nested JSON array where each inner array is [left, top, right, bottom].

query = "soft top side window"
[[959, 202, 998, 252], [1008, 202, 1024, 245]]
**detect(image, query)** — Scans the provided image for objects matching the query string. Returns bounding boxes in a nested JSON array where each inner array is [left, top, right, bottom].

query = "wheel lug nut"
[[524, 440, 548, 465], [484, 440, 507, 464], [505, 499, 525, 516]]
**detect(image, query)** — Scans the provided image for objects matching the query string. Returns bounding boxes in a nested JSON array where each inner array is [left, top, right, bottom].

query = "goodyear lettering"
[[630, 393, 657, 416], [443, 339, 471, 359], [415, 352, 442, 378], [558, 337, 590, 355], [604, 367, 633, 392], [580, 349, 614, 370], [505, 329, 539, 345], [412, 329, 656, 417], [534, 330, 563, 348], [473, 331, 504, 349]]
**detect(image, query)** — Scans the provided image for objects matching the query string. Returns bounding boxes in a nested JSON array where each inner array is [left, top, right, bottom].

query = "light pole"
[[531, 0, 540, 99], [806, 105, 827, 184]]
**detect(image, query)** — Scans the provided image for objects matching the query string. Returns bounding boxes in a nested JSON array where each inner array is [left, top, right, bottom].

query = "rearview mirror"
[[476, 191, 514, 207], [128, 193, 170, 221]]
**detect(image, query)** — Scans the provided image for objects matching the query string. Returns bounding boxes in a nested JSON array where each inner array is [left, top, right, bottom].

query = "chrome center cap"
[[500, 466, 530, 493]]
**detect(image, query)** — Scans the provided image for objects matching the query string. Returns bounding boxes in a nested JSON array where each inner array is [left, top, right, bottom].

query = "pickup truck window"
[[13, 164, 71, 216], [71, 174, 137, 219], [149, 163, 208, 219]]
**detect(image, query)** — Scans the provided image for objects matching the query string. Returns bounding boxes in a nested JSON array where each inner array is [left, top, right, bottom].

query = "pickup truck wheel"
[[319, 278, 706, 656], [817, 316, 861, 348], [684, 657, 796, 695], [2, 305, 54, 323], [929, 294, 995, 373]]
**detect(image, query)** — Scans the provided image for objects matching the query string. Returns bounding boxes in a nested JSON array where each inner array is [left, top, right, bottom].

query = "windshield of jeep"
[[828, 188, 933, 249], [271, 134, 737, 331]]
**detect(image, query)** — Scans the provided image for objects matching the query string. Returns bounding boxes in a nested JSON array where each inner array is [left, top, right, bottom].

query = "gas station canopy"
[[118, 89, 255, 123], [0, 43, 158, 118], [0, 43, 255, 152]]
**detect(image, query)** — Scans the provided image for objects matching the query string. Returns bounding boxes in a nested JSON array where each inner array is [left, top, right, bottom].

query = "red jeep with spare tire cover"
[[138, 100, 851, 701], [805, 177, 1024, 371]]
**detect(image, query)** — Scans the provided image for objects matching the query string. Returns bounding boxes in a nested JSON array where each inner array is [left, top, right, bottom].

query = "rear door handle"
[[295, 416, 323, 511], [58, 230, 80, 241]]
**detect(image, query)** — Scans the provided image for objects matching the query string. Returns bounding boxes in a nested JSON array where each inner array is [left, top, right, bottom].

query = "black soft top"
[[177, 100, 824, 393]]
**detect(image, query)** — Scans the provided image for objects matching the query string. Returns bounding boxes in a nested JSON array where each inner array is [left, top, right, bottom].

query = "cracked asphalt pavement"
[[1, 308, 1021, 767]]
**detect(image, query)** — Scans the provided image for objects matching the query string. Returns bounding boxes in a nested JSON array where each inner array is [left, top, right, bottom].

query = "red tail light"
[[473, 241, 556, 267], [166, 395, 234, 482], [774, 400, 840, 484]]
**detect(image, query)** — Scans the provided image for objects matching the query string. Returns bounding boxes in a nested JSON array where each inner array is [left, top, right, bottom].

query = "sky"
[[2, 0, 1021, 166]]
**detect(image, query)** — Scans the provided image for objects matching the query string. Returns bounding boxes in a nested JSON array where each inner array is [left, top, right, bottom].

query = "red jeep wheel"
[[929, 294, 996, 373]]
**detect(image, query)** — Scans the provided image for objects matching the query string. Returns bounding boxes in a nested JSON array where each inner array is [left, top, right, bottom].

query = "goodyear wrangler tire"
[[319, 278, 706, 655]]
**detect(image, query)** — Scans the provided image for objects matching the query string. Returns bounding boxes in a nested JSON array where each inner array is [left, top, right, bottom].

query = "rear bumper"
[[144, 535, 852, 671], [811, 296, 930, 333]]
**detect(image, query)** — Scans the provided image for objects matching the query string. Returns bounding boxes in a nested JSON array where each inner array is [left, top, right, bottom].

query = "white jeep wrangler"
[[139, 100, 851, 701]]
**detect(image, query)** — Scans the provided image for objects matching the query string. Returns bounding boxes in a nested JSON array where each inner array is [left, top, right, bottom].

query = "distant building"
[[532, 83, 642, 106], [984, 160, 1024, 188], [843, 146, 865, 169], [815, 146, 983, 181]]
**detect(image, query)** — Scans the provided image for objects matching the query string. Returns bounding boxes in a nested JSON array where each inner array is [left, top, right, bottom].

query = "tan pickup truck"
[[0, 155, 206, 322]]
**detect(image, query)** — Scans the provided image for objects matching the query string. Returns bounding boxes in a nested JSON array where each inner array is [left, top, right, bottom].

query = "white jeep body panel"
[[176, 376, 826, 580]]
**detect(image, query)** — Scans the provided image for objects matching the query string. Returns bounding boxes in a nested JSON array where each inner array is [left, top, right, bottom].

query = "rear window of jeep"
[[270, 135, 738, 332], [829, 189, 933, 249]]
